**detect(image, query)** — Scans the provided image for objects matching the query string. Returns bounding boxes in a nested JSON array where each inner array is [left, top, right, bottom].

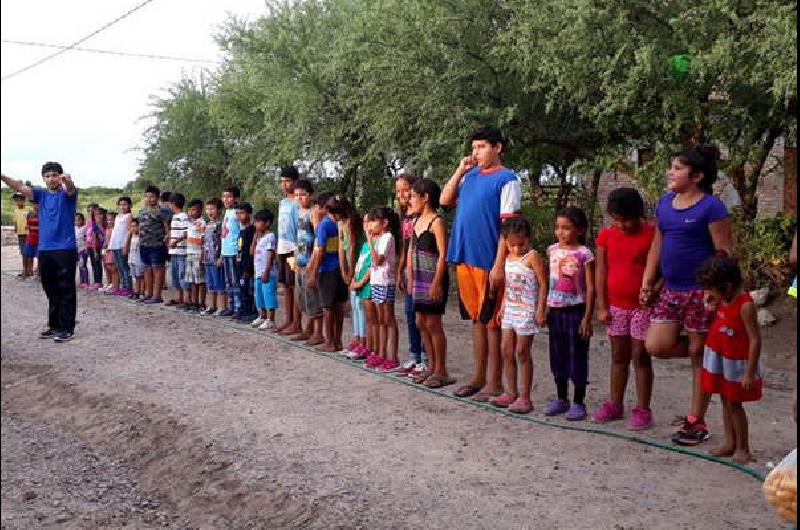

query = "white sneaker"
[[251, 317, 265, 327], [214, 308, 226, 316], [409, 362, 428, 377], [400, 360, 416, 370], [258, 320, 275, 330]]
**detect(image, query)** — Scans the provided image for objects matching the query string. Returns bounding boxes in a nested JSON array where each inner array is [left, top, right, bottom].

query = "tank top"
[[705, 292, 754, 362], [411, 215, 441, 304], [504, 250, 539, 317]]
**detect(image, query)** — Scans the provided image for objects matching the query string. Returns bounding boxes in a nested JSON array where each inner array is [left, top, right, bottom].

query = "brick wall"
[[756, 137, 786, 218]]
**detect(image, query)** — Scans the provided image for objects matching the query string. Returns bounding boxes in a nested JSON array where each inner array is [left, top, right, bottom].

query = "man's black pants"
[[38, 249, 77, 333]]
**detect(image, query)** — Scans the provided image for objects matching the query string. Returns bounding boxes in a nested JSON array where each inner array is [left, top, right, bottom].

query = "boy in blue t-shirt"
[[308, 191, 347, 353], [276, 166, 301, 335], [219, 185, 242, 316], [1, 162, 78, 342], [441, 126, 521, 401]]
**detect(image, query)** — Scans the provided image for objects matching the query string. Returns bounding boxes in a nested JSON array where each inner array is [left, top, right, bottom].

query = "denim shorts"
[[170, 254, 189, 290], [205, 263, 225, 292], [140, 245, 167, 267], [22, 243, 38, 258]]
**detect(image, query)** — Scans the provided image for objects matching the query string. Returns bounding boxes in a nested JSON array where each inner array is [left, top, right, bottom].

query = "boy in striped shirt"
[[167, 193, 189, 308], [184, 199, 207, 311]]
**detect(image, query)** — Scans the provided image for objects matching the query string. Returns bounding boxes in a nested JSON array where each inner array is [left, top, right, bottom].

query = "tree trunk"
[[584, 168, 603, 242]]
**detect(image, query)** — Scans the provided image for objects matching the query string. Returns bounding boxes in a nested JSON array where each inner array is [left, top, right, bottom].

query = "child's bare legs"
[[500, 330, 518, 397], [471, 323, 503, 394], [282, 284, 301, 333], [416, 314, 435, 376], [688, 332, 711, 423], [110, 264, 119, 289], [631, 339, 653, 409], [153, 266, 165, 300], [307, 315, 324, 345], [710, 396, 736, 457], [143, 267, 153, 297], [516, 336, 534, 401], [376, 303, 388, 357], [319, 307, 337, 351], [334, 302, 345, 350], [364, 300, 377, 352], [609, 336, 632, 406], [711, 398, 753, 463], [384, 302, 398, 361]]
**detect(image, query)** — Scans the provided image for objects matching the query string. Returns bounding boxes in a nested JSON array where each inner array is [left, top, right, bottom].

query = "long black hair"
[[670, 144, 720, 194]]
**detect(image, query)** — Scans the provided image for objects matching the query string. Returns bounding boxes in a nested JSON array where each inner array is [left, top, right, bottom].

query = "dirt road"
[[1, 247, 795, 528]]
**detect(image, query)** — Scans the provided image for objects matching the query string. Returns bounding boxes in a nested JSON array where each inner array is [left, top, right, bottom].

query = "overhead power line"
[[1, 39, 216, 65], [1, 0, 159, 82]]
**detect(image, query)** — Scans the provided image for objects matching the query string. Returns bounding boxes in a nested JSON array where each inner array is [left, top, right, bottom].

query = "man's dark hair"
[[169, 193, 186, 209], [41, 161, 63, 175], [294, 179, 314, 194], [470, 125, 504, 146], [144, 185, 160, 196], [280, 166, 299, 181], [254, 209, 274, 225], [237, 201, 253, 214], [188, 199, 204, 210], [223, 186, 241, 199], [117, 196, 132, 207], [606, 188, 645, 219], [160, 191, 172, 202]]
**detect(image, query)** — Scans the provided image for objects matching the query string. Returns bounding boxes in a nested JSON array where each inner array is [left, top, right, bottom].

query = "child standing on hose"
[[593, 188, 657, 429], [492, 216, 547, 413], [544, 207, 595, 421], [640, 144, 732, 446], [406, 178, 453, 388], [697, 256, 762, 463]]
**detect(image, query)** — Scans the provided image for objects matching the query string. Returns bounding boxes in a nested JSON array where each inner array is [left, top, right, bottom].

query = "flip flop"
[[423, 375, 457, 389], [453, 384, 482, 398], [471, 390, 503, 403], [412, 371, 433, 384]]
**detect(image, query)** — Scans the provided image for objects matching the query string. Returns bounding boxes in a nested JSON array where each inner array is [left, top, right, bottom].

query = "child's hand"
[[307, 274, 317, 289], [397, 275, 406, 294], [535, 308, 547, 327], [579, 318, 593, 339], [350, 278, 358, 291], [261, 272, 268, 283], [428, 282, 442, 301], [596, 307, 610, 325], [741, 372, 755, 391], [639, 285, 652, 307], [215, 258, 222, 268]]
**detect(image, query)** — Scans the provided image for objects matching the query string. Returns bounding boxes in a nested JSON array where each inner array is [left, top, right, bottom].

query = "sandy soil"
[[1, 246, 796, 529]]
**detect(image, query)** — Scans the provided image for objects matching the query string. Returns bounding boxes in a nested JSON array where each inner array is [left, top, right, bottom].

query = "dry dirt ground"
[[1, 245, 796, 529]]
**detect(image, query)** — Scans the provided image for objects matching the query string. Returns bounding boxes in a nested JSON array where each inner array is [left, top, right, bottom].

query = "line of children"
[[67, 135, 769, 463]]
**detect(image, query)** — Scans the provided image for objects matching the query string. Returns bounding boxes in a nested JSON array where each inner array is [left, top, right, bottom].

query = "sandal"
[[164, 299, 181, 306], [412, 371, 433, 384], [423, 375, 457, 389], [508, 397, 533, 414], [453, 384, 482, 398], [471, 389, 503, 403]]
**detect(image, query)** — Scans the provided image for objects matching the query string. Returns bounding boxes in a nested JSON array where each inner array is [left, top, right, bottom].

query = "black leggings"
[[88, 247, 103, 284], [39, 250, 78, 333]]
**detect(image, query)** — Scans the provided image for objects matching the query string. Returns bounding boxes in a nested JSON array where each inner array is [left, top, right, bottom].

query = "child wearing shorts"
[[202, 197, 226, 315], [292, 180, 324, 345], [252, 209, 279, 330], [593, 188, 656, 429], [127, 218, 144, 299], [184, 199, 206, 312]]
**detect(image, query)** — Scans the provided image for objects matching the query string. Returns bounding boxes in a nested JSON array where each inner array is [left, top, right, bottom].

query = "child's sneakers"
[[346, 345, 368, 361], [409, 362, 428, 378], [543, 399, 571, 416], [250, 317, 266, 328], [378, 359, 400, 373], [395, 360, 417, 376], [200, 307, 216, 316], [671, 416, 709, 445], [258, 320, 275, 331], [565, 403, 587, 421], [365, 354, 384, 369], [627, 406, 653, 430], [592, 400, 624, 423]]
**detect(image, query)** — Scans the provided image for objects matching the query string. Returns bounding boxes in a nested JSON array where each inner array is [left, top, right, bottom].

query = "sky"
[[1, 0, 269, 189]]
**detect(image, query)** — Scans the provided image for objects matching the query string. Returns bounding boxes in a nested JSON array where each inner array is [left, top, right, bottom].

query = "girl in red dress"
[[697, 256, 762, 463]]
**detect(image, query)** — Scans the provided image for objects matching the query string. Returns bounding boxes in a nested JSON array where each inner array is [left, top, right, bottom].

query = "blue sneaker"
[[565, 403, 587, 421], [543, 399, 570, 416]]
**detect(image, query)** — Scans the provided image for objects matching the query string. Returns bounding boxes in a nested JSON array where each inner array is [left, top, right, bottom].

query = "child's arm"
[[595, 246, 609, 323], [640, 225, 662, 304], [429, 217, 448, 301], [264, 247, 275, 283], [740, 300, 762, 391], [406, 240, 414, 296], [397, 229, 408, 293], [709, 218, 733, 256], [529, 251, 548, 327], [580, 259, 595, 339], [369, 234, 387, 266], [307, 246, 322, 288], [123, 232, 131, 257], [352, 268, 370, 290]]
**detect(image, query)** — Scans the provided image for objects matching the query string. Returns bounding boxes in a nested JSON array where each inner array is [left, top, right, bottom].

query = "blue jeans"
[[351, 290, 366, 337], [222, 256, 241, 312], [170, 255, 188, 291], [405, 293, 426, 363], [112, 249, 132, 291]]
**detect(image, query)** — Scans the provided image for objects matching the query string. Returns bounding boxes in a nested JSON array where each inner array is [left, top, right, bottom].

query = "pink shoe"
[[365, 354, 384, 368], [89, 283, 101, 290], [378, 359, 400, 373], [627, 406, 654, 430], [593, 400, 624, 423], [78, 283, 88, 288], [489, 392, 517, 408], [347, 341, 361, 353]]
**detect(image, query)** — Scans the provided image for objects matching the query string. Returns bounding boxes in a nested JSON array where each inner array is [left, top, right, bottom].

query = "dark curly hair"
[[501, 215, 531, 238], [696, 255, 742, 291], [607, 188, 644, 219]]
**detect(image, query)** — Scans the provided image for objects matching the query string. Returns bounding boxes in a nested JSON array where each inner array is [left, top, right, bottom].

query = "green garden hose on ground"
[[3, 270, 768, 482]]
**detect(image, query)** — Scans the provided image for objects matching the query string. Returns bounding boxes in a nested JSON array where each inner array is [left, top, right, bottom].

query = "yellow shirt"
[[13, 207, 29, 235]]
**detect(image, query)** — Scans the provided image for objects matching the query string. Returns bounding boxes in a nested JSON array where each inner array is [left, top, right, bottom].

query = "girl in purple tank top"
[[640, 144, 732, 447]]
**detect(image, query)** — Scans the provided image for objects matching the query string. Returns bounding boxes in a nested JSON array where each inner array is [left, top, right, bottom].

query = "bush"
[[734, 212, 795, 291]]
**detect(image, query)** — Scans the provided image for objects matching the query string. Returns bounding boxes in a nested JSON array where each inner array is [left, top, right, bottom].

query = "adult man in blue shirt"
[[2, 162, 78, 342]]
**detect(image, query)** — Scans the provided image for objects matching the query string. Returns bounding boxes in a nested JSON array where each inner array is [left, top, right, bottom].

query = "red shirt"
[[25, 214, 39, 246], [596, 222, 655, 309]]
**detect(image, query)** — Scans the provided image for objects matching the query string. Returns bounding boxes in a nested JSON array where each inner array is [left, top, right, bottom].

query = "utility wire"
[[1, 0, 159, 82], [1, 39, 216, 65]]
